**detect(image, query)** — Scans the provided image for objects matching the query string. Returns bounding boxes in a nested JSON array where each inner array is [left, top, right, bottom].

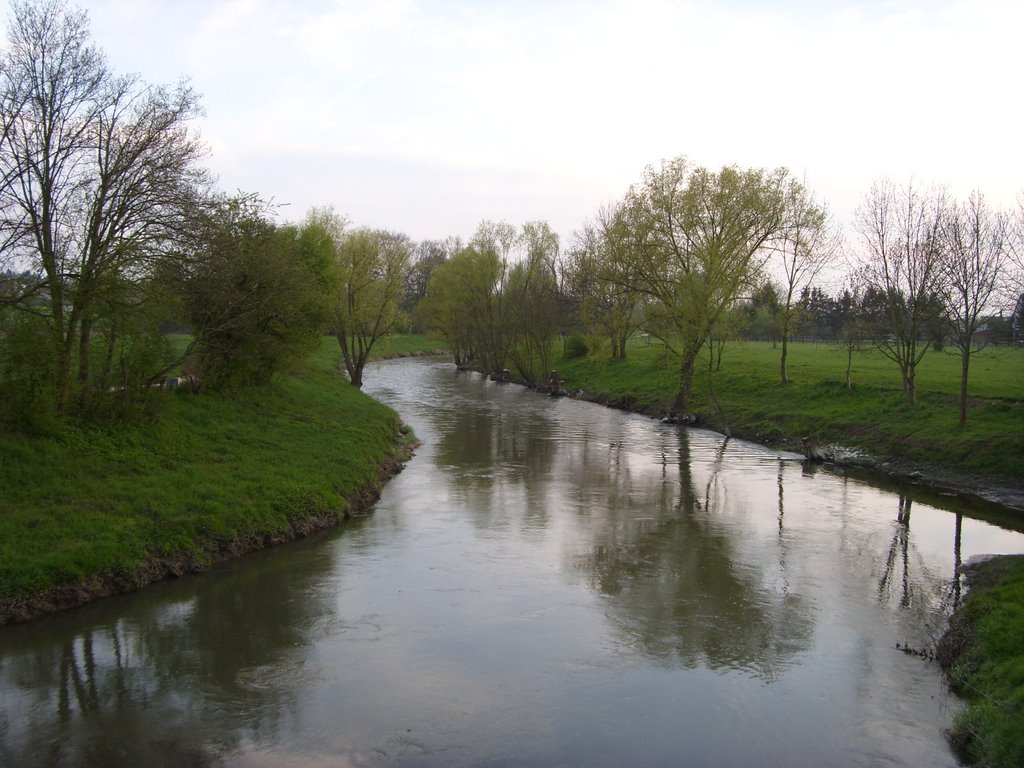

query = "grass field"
[[552, 338, 1024, 481], [0, 339, 409, 619], [939, 555, 1024, 768]]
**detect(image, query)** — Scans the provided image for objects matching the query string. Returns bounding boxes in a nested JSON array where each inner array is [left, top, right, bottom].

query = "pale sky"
[[71, 0, 1023, 246]]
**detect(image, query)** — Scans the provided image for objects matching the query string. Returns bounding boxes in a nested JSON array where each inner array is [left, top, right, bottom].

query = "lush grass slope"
[[939, 555, 1024, 768], [554, 338, 1024, 481], [0, 339, 408, 619]]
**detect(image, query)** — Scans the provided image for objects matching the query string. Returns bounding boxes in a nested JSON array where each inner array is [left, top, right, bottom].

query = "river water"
[[2, 357, 1023, 767]]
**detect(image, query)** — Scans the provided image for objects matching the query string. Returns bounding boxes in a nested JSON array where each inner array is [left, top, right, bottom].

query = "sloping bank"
[[937, 555, 1024, 768], [0, 348, 415, 625]]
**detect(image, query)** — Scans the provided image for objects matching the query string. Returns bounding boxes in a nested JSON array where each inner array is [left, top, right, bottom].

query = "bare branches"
[[854, 179, 947, 406]]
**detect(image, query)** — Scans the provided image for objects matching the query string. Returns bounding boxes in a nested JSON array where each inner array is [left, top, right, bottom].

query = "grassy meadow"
[[0, 338, 410, 620], [552, 337, 1024, 482]]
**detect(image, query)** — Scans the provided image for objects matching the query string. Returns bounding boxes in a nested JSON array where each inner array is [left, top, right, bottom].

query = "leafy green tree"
[[566, 202, 644, 358], [418, 246, 491, 367], [334, 227, 411, 388], [171, 195, 332, 389], [744, 281, 785, 344], [831, 280, 870, 389], [403, 237, 461, 329], [621, 157, 789, 413], [505, 222, 561, 386]]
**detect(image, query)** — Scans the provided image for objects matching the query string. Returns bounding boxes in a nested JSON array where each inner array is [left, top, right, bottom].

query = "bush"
[[565, 333, 589, 359]]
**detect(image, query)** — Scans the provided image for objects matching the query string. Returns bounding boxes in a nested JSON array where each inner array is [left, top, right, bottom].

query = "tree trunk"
[[780, 332, 789, 385], [77, 314, 92, 410], [959, 347, 969, 426], [708, 352, 730, 437], [671, 344, 700, 414], [845, 347, 853, 389], [336, 331, 364, 388]]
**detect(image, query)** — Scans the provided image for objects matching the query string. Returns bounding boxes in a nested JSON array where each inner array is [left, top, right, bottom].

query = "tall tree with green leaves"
[[334, 227, 411, 388], [418, 245, 498, 368], [171, 195, 333, 390], [622, 157, 789, 414], [505, 221, 561, 386]]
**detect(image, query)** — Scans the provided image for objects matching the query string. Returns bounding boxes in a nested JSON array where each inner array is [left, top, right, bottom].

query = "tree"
[[418, 245, 497, 367], [566, 201, 644, 358], [832, 280, 870, 389], [170, 195, 333, 390], [775, 179, 840, 383], [505, 221, 561, 386], [0, 0, 209, 414], [623, 157, 789, 413], [744, 281, 784, 344], [937, 191, 1009, 425], [403, 236, 460, 328], [1008, 193, 1024, 301], [854, 179, 947, 406], [334, 227, 411, 388]]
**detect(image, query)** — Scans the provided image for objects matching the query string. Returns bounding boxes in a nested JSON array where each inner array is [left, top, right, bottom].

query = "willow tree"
[[623, 157, 789, 414], [417, 247, 486, 367], [334, 227, 411, 388], [505, 222, 561, 386]]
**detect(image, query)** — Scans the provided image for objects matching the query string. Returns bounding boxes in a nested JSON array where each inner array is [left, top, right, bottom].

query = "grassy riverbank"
[[551, 338, 1024, 484], [0, 338, 412, 624], [938, 556, 1024, 768]]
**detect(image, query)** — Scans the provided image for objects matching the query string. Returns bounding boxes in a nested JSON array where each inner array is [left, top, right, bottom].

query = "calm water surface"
[[3, 357, 1024, 767]]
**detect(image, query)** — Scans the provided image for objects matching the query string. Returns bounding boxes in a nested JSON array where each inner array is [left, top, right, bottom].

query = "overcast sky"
[[72, 0, 1023, 246]]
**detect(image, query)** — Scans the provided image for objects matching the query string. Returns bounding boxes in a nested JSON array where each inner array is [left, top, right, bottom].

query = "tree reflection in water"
[[0, 527, 343, 768], [578, 429, 814, 680]]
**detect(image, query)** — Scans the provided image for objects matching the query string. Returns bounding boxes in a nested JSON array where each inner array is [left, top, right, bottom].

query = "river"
[[2, 356, 1023, 767]]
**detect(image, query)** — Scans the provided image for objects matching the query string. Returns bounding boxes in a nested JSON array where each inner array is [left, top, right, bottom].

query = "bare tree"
[[938, 191, 1009, 425], [0, 0, 208, 413], [565, 200, 644, 358], [775, 178, 841, 384], [1008, 193, 1024, 302], [854, 179, 947, 406]]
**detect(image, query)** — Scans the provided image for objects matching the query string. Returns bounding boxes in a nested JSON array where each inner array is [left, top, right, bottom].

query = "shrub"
[[565, 333, 589, 359]]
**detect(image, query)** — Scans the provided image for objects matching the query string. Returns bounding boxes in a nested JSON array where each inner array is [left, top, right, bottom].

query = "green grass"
[[0, 338, 408, 616], [366, 332, 448, 359], [939, 556, 1024, 767], [554, 338, 1024, 481]]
